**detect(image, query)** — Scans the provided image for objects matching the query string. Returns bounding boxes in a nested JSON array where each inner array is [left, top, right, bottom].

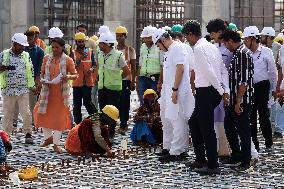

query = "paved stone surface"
[[0, 92, 283, 188]]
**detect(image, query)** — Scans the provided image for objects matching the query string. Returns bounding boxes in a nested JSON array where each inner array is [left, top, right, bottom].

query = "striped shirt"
[[228, 44, 254, 105]]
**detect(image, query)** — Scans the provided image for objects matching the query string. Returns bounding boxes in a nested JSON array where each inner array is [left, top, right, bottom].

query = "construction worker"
[[76, 24, 96, 50], [137, 26, 162, 104], [65, 105, 118, 157], [0, 33, 35, 144], [152, 28, 195, 163], [29, 26, 46, 50], [115, 26, 136, 135], [274, 35, 284, 45], [71, 32, 97, 124], [45, 27, 72, 56], [261, 27, 282, 138], [130, 89, 162, 146], [171, 24, 185, 42], [243, 26, 277, 152], [95, 31, 130, 139]]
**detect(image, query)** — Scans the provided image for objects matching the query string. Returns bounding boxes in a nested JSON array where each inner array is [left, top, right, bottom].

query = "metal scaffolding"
[[230, 0, 274, 30], [136, 0, 185, 50], [275, 0, 284, 32], [43, 0, 104, 43]]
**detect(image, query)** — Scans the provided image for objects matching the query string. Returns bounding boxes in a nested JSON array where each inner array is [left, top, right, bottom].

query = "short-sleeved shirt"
[[117, 45, 136, 80], [101, 49, 127, 69], [0, 49, 30, 96], [228, 44, 254, 105]]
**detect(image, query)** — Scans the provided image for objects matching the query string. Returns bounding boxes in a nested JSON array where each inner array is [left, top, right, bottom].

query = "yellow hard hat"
[[115, 26, 128, 35], [90, 35, 99, 42], [143, 89, 157, 98], [237, 31, 243, 38], [274, 36, 284, 43], [29, 26, 40, 33], [102, 105, 119, 121], [74, 32, 86, 41]]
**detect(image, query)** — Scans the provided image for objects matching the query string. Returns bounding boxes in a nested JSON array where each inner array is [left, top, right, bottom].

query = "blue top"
[[24, 45, 44, 78]]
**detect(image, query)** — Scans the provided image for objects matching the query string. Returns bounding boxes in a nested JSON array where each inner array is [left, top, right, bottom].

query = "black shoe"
[[180, 152, 189, 158], [185, 161, 207, 169], [156, 149, 169, 156], [265, 146, 274, 154], [25, 133, 34, 144], [222, 157, 241, 167], [158, 154, 183, 162], [233, 163, 250, 171], [274, 132, 283, 138], [194, 166, 221, 175]]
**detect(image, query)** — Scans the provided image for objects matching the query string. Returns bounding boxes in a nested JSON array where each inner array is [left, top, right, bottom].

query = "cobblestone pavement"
[[0, 92, 284, 188]]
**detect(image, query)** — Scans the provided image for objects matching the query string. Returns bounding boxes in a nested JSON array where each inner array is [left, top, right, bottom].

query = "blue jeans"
[[138, 76, 158, 105], [275, 102, 284, 133]]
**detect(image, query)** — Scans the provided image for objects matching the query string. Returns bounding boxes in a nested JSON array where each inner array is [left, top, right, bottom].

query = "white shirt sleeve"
[[267, 48, 278, 91], [195, 47, 224, 95], [173, 46, 186, 66]]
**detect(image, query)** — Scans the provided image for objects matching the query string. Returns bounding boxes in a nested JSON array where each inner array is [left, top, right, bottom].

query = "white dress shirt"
[[192, 38, 228, 96], [250, 45, 278, 91]]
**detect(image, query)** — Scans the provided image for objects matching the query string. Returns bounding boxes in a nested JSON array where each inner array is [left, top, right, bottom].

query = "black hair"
[[24, 30, 35, 37], [77, 24, 88, 30], [206, 18, 226, 33], [204, 34, 212, 42], [220, 30, 241, 42], [168, 31, 177, 39], [51, 37, 65, 47], [182, 20, 201, 37]]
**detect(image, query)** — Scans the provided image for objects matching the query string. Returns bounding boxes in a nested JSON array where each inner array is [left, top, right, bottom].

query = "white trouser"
[[251, 139, 259, 159], [214, 122, 231, 156], [2, 93, 32, 134], [161, 108, 189, 155], [42, 128, 62, 145]]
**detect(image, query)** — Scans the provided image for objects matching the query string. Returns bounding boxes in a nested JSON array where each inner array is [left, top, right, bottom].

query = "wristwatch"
[[172, 87, 178, 91]]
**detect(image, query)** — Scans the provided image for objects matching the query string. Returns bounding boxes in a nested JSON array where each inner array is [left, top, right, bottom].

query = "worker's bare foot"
[[53, 144, 63, 153], [39, 136, 53, 147]]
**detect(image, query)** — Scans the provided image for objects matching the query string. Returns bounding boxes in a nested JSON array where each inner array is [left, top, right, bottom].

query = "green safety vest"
[[0, 49, 35, 89], [140, 43, 160, 76], [45, 44, 71, 56], [98, 50, 123, 91]]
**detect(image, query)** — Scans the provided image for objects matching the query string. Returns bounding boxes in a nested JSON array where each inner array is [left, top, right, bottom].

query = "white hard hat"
[[243, 26, 260, 38], [152, 28, 167, 44], [162, 26, 172, 32], [99, 32, 116, 44], [11, 33, 29, 46], [98, 25, 110, 35], [140, 26, 155, 38], [261, 27, 275, 37], [48, 27, 64, 38]]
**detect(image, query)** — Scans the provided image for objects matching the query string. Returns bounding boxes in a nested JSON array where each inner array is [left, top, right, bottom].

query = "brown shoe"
[[39, 136, 53, 147], [53, 144, 63, 153]]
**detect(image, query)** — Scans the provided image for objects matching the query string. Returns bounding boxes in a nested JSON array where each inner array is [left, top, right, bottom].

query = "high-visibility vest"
[[98, 50, 123, 91], [139, 43, 160, 76], [0, 49, 35, 88], [72, 48, 95, 87]]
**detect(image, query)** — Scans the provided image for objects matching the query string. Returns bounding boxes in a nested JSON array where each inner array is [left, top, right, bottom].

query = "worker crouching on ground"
[[0, 130, 13, 174], [65, 105, 119, 157], [130, 89, 162, 146]]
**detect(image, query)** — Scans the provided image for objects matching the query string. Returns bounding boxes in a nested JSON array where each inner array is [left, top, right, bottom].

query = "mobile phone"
[[6, 65, 16, 70]]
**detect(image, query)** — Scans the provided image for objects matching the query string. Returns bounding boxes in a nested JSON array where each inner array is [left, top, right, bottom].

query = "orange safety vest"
[[72, 48, 95, 87], [35, 38, 46, 50]]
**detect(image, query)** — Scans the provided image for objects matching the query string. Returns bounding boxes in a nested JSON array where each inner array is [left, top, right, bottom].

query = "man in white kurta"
[[152, 28, 195, 162]]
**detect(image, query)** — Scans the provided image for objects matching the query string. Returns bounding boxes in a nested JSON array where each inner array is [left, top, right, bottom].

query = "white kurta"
[[159, 41, 195, 155]]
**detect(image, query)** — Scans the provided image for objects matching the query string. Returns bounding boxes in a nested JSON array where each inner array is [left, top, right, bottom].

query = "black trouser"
[[73, 86, 96, 124], [250, 80, 273, 150], [119, 80, 131, 129], [188, 86, 221, 169], [98, 87, 121, 137], [224, 104, 252, 166]]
